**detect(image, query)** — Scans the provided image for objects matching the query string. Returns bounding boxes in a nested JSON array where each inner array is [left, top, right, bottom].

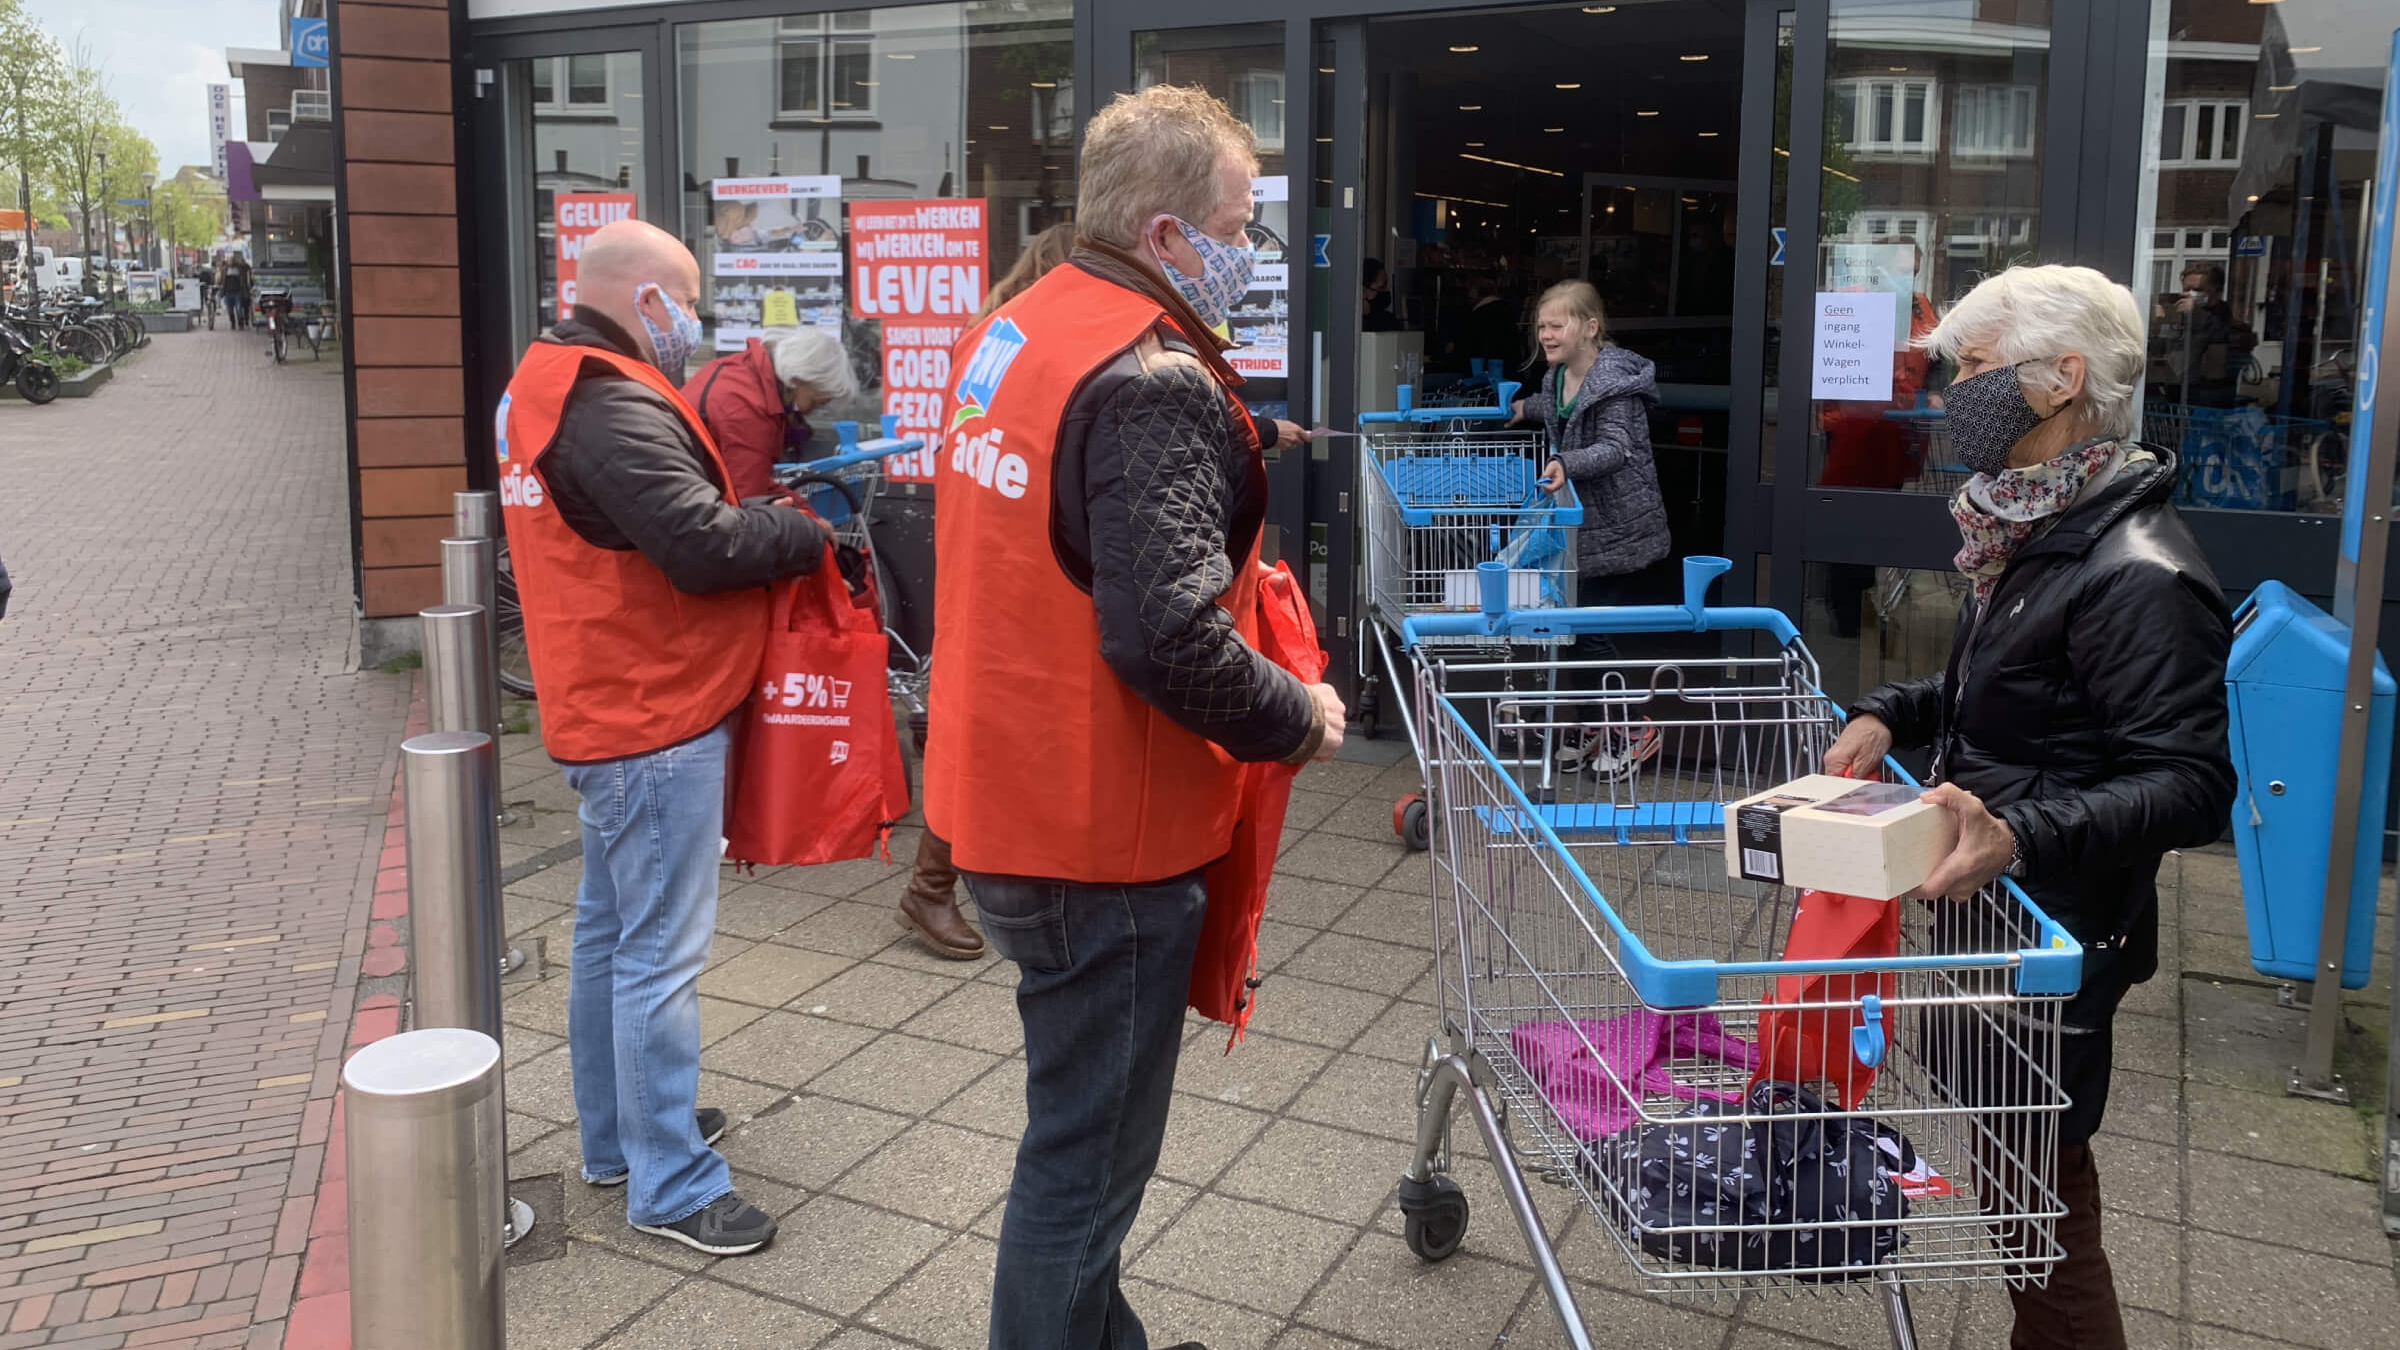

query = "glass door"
[[471, 27, 671, 440]]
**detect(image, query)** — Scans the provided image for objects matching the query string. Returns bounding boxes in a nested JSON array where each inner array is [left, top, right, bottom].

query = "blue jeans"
[[967, 869, 1210, 1350], [560, 719, 733, 1227]]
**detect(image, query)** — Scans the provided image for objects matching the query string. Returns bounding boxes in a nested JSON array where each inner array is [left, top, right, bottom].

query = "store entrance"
[[1350, 1, 1752, 572]]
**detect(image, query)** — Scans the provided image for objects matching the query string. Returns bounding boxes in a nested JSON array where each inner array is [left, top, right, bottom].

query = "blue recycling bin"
[[2223, 581, 2393, 988]]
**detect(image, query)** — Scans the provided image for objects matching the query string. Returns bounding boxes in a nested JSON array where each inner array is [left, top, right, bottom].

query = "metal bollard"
[[344, 1027, 506, 1350], [440, 538, 501, 744], [403, 731, 503, 1036], [400, 730, 536, 1247], [452, 489, 499, 543], [422, 605, 498, 744]]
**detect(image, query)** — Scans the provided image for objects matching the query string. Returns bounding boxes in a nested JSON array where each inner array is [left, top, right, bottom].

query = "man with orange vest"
[[925, 86, 1345, 1349], [494, 220, 833, 1258]]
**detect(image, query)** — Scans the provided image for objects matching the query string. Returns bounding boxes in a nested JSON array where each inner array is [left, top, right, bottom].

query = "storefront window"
[[2130, 0, 2387, 516], [1807, 0, 2051, 493], [676, 1, 1075, 479]]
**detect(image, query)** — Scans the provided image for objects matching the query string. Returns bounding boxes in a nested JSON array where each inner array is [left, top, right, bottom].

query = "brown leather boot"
[[896, 832, 984, 959]]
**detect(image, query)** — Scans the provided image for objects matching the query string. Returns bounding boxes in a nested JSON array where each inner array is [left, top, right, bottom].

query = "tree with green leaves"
[[0, 0, 67, 299], [47, 43, 155, 298], [152, 172, 225, 259]]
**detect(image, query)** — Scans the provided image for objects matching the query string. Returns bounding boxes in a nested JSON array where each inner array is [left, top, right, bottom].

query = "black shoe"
[[634, 1192, 778, 1256], [586, 1108, 731, 1187], [1158, 1343, 1208, 1349]]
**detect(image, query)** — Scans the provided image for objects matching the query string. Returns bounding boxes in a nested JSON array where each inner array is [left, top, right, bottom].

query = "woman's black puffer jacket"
[[1849, 448, 2236, 973]]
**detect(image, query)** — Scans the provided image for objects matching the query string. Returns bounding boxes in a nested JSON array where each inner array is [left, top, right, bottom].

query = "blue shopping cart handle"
[[786, 435, 929, 476], [1360, 380, 1523, 424], [1401, 556, 1801, 646]]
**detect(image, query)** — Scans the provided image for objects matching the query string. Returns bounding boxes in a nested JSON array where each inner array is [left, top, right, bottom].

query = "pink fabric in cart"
[[1508, 1010, 1759, 1142]]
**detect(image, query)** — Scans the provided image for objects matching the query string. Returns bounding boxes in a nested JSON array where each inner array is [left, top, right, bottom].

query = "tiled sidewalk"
[[489, 720, 2400, 1350], [0, 333, 409, 1347]]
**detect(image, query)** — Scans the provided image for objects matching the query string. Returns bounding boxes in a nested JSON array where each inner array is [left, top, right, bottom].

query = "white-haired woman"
[[683, 328, 860, 501], [1823, 265, 2235, 1350]]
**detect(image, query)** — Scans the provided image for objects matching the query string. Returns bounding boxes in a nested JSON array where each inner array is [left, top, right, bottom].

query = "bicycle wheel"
[[56, 326, 106, 367], [494, 538, 537, 699], [272, 328, 286, 364]]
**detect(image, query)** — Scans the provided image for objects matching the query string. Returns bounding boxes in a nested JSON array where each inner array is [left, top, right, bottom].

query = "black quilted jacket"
[[1850, 449, 2236, 960], [1043, 252, 1318, 766]]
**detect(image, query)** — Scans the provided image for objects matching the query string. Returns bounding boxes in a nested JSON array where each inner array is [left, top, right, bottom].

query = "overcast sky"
[[23, 0, 280, 177]]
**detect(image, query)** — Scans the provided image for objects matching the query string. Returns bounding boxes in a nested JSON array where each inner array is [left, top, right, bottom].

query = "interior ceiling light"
[[1889, 65, 1909, 72], [1449, 45, 1480, 53], [1466, 140, 1486, 147], [887, 52, 916, 59], [1319, 66, 1335, 73], [2253, 112, 2280, 119], [1697, 130, 1719, 137], [1583, 5, 1618, 12], [1316, 136, 1333, 143], [1680, 54, 1709, 62], [1555, 82, 1582, 90], [1636, 109, 1660, 117], [1460, 104, 1482, 110], [1030, 81, 1056, 89], [2288, 45, 2321, 53], [1543, 126, 1565, 133], [1414, 190, 1505, 207], [1458, 151, 1563, 178], [987, 125, 1010, 131], [2248, 195, 2262, 202], [2269, 83, 2297, 91]]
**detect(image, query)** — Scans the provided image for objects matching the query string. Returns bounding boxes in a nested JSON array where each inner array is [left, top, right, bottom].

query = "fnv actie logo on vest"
[[950, 318, 1026, 430]]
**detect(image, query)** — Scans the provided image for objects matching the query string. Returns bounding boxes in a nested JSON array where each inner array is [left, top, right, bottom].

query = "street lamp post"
[[97, 147, 113, 304], [140, 171, 155, 273]]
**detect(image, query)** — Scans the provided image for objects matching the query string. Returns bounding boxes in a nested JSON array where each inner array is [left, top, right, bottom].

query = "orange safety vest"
[[494, 342, 768, 763], [925, 264, 1264, 883]]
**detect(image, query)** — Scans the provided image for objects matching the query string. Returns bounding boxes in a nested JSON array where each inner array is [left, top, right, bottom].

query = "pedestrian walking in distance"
[[493, 219, 840, 1257], [925, 83, 1347, 1349]]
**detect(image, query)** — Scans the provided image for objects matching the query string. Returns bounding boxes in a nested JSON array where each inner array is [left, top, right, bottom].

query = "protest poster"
[[1226, 176, 1291, 379], [553, 192, 636, 322], [847, 198, 989, 483], [709, 175, 844, 351]]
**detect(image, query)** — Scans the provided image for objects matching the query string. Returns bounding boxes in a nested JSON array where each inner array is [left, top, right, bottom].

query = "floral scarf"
[[1951, 438, 2147, 610]]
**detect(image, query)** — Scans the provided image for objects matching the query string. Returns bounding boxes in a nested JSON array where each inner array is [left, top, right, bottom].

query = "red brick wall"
[[332, 0, 468, 619]]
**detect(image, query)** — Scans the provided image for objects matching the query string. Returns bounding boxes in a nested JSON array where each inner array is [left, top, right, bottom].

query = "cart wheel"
[[1356, 679, 1380, 741], [1398, 1174, 1469, 1262], [1394, 793, 1431, 852]]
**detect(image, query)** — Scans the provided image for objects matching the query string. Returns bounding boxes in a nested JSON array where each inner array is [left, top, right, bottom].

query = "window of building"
[[777, 12, 876, 119], [1953, 84, 2035, 158], [2148, 227, 2235, 298], [1229, 71, 1285, 152], [2158, 98, 2243, 168], [1848, 212, 1932, 242], [1834, 77, 1938, 155], [531, 54, 612, 115], [1029, 75, 1073, 146]]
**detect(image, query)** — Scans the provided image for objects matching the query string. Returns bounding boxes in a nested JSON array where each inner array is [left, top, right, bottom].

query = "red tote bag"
[[1192, 561, 1328, 1046], [725, 547, 910, 867], [1747, 888, 1903, 1110]]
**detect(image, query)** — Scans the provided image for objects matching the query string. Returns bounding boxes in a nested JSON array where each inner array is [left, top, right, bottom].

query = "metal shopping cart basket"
[[773, 416, 932, 740], [1356, 380, 1583, 851], [2140, 402, 2329, 512], [1387, 556, 2084, 1350]]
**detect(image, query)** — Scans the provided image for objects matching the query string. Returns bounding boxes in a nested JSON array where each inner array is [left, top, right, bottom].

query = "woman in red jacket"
[[683, 329, 860, 500]]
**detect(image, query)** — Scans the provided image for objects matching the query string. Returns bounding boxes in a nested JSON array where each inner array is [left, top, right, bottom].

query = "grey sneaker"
[[634, 1192, 777, 1256], [585, 1108, 730, 1187]]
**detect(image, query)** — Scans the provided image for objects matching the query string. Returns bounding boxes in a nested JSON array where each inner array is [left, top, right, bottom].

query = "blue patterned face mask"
[[1148, 215, 1255, 329], [636, 284, 703, 376]]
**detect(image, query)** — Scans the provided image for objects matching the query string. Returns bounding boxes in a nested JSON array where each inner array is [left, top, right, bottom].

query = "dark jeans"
[[2005, 1142, 2127, 1350], [964, 868, 1210, 1350]]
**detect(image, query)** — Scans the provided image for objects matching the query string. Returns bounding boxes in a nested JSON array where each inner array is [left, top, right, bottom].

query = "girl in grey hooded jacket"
[[1513, 280, 1672, 590]]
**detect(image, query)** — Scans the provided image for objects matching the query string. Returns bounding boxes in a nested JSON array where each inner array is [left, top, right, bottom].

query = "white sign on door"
[[1811, 292, 1895, 401]]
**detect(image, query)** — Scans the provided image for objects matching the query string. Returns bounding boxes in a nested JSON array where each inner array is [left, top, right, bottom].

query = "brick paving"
[[0, 333, 410, 1348]]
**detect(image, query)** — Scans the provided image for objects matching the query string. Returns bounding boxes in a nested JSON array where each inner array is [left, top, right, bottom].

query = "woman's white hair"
[[1923, 264, 2145, 441], [770, 328, 858, 403]]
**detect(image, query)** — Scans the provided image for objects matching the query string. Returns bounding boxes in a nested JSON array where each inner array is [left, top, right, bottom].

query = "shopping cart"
[[1389, 556, 2083, 1350], [772, 416, 932, 743], [1355, 381, 1583, 850], [2140, 402, 2329, 512]]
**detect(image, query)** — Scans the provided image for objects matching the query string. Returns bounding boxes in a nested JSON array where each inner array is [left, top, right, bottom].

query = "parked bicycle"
[[258, 290, 290, 364]]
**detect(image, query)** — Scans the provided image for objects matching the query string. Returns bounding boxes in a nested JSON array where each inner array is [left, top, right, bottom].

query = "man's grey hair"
[[770, 328, 857, 402], [1075, 84, 1258, 248], [1924, 264, 2146, 441]]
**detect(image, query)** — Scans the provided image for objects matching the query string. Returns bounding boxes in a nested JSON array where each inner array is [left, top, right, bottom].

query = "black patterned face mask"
[[1944, 362, 2069, 477]]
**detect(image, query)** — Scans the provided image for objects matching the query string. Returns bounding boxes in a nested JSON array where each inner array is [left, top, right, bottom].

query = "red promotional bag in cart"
[[1191, 560, 1328, 1045], [1747, 887, 1904, 1110], [725, 545, 909, 867]]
